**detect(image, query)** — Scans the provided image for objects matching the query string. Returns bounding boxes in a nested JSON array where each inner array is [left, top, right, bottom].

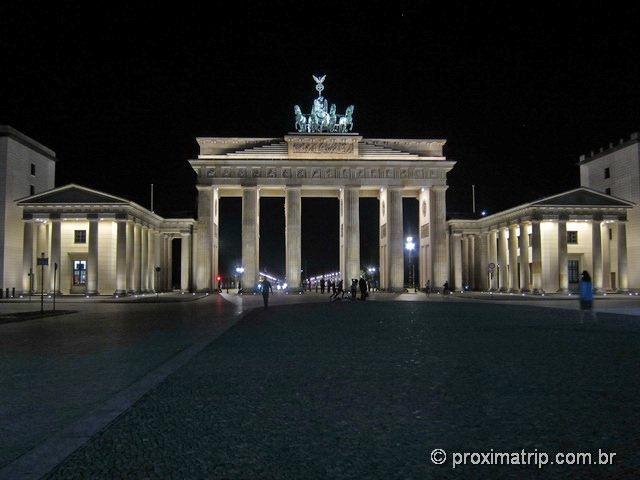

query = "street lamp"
[[367, 266, 376, 291], [405, 236, 416, 292], [235, 266, 245, 292]]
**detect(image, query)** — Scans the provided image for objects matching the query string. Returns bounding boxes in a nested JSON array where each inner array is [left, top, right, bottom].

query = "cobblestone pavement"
[[46, 301, 640, 479], [0, 295, 238, 470]]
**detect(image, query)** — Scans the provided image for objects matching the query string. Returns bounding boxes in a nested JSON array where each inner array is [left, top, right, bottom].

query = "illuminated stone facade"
[[447, 189, 633, 293], [190, 134, 454, 291]]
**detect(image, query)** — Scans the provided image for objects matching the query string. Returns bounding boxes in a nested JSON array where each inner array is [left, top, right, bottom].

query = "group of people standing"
[[319, 277, 369, 301]]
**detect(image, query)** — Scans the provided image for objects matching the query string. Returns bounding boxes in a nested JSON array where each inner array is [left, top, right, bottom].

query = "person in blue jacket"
[[579, 270, 595, 321]]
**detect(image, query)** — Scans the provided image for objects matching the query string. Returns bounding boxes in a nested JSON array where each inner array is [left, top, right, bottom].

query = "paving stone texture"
[[44, 301, 640, 479]]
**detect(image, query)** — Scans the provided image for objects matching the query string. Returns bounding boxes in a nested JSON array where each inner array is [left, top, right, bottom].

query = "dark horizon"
[[3, 3, 639, 278]]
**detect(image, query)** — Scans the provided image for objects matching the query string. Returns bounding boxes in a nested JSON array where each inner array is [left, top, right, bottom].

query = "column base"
[[114, 290, 128, 296], [557, 288, 569, 294], [508, 288, 520, 293], [85, 291, 100, 296]]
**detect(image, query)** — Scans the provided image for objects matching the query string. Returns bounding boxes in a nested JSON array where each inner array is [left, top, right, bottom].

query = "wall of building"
[[580, 141, 640, 289], [0, 136, 55, 292], [57, 220, 117, 294]]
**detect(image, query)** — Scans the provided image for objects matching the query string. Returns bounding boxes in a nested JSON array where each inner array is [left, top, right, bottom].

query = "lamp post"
[[405, 236, 416, 292], [367, 266, 376, 291], [235, 266, 244, 293]]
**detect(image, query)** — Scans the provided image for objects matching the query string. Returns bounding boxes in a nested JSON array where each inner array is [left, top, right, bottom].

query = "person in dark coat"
[[579, 270, 595, 321], [359, 277, 368, 300], [320, 277, 325, 294], [259, 277, 273, 308], [442, 281, 450, 295], [350, 279, 358, 300]]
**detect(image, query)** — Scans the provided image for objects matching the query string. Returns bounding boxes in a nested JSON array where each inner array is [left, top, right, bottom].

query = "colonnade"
[[21, 218, 192, 295], [196, 185, 449, 292], [450, 218, 629, 293]]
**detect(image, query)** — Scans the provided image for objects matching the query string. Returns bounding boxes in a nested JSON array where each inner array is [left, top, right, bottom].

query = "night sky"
[[3, 3, 639, 280]]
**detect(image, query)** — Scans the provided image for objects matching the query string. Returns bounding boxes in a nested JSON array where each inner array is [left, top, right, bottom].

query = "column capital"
[[430, 185, 448, 192]]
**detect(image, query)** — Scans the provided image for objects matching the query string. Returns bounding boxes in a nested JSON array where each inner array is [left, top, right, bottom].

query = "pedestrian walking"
[[425, 280, 431, 296], [259, 277, 273, 309], [359, 276, 368, 300], [579, 270, 595, 321], [442, 281, 450, 295], [320, 277, 325, 294]]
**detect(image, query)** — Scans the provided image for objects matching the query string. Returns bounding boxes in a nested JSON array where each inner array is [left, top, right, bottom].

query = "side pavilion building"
[[17, 184, 194, 295], [448, 188, 633, 293]]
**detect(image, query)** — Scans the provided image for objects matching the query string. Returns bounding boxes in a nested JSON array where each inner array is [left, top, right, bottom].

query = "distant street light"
[[405, 236, 416, 292], [235, 266, 245, 292]]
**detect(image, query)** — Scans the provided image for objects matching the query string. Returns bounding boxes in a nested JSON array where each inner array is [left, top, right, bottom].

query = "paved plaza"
[[1, 293, 637, 478]]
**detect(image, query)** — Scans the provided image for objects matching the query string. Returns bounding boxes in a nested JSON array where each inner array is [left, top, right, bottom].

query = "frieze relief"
[[203, 165, 445, 181], [291, 141, 355, 154]]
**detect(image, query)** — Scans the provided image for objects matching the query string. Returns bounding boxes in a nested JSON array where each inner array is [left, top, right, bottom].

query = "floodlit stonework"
[[190, 134, 454, 291], [447, 189, 633, 293], [579, 132, 640, 290], [1, 122, 639, 296], [0, 126, 55, 294], [17, 184, 194, 295]]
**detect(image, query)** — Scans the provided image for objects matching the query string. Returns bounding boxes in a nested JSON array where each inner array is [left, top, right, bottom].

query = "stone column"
[[166, 236, 173, 291], [21, 221, 34, 294], [49, 217, 61, 293], [133, 224, 141, 293], [181, 233, 191, 292], [418, 188, 430, 288], [115, 219, 127, 295], [147, 227, 154, 291], [379, 189, 389, 290], [479, 232, 489, 290], [154, 231, 161, 292], [508, 224, 519, 292], [196, 186, 213, 291], [126, 221, 134, 293], [601, 222, 611, 291], [242, 186, 260, 289], [461, 235, 469, 287], [340, 186, 360, 283], [159, 235, 165, 291], [489, 229, 498, 290], [429, 186, 449, 288], [211, 188, 219, 289], [467, 234, 476, 290], [617, 221, 628, 291], [592, 219, 603, 291], [498, 227, 508, 291], [141, 226, 148, 292], [387, 187, 404, 291], [520, 223, 531, 291], [531, 220, 542, 293], [36, 222, 48, 291], [473, 234, 482, 290], [557, 220, 568, 292], [86, 217, 99, 295], [452, 233, 462, 290], [285, 186, 302, 288]]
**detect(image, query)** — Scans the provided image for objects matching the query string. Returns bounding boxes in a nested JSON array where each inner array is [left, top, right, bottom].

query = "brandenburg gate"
[[189, 77, 455, 291]]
